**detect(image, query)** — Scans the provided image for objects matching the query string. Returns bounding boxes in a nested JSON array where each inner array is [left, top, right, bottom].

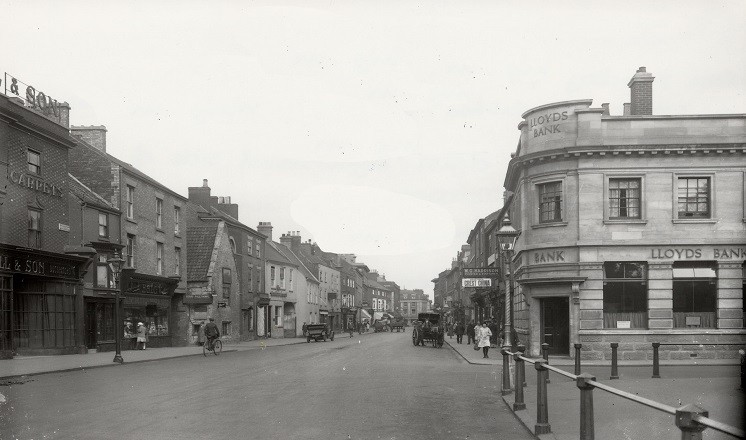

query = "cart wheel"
[[307, 336, 311, 343], [412, 329, 419, 346]]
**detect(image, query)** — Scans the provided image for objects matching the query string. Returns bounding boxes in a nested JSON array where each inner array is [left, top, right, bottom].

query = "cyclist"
[[203, 318, 220, 351]]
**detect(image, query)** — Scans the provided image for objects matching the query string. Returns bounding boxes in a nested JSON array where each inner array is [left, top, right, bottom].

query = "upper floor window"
[[156, 198, 163, 229], [126, 234, 135, 267], [247, 238, 253, 256], [247, 263, 253, 291], [256, 243, 261, 258], [156, 242, 164, 275], [96, 255, 113, 288], [27, 149, 41, 175], [280, 267, 286, 289], [28, 209, 42, 248], [609, 178, 641, 219], [677, 177, 710, 219], [98, 213, 109, 237], [174, 247, 181, 276], [222, 268, 232, 299], [229, 237, 237, 254], [538, 181, 562, 223], [126, 186, 135, 219], [174, 206, 181, 235], [270, 266, 276, 286]]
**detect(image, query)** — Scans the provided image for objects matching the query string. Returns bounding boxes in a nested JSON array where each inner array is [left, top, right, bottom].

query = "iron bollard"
[[513, 350, 526, 410], [541, 342, 551, 383], [534, 359, 551, 435], [501, 348, 512, 396], [675, 404, 708, 440], [574, 343, 582, 375], [652, 342, 661, 378], [577, 373, 596, 440], [610, 342, 619, 380], [517, 344, 527, 387]]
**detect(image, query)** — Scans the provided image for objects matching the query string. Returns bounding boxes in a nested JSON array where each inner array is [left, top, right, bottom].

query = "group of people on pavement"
[[447, 319, 511, 359]]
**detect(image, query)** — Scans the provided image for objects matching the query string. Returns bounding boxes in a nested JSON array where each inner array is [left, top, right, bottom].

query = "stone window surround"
[[603, 173, 648, 224], [671, 171, 717, 224], [530, 174, 568, 229]]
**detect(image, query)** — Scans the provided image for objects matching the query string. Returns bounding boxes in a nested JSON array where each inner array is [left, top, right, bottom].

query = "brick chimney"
[[280, 231, 302, 251], [217, 195, 238, 219], [627, 67, 654, 115], [188, 179, 212, 209], [258, 222, 273, 242], [71, 125, 107, 152], [59, 102, 70, 128]]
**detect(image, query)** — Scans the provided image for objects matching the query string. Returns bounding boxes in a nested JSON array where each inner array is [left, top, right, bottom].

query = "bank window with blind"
[[677, 177, 711, 219], [537, 181, 563, 223], [603, 262, 648, 328], [672, 262, 717, 328], [609, 178, 641, 219]]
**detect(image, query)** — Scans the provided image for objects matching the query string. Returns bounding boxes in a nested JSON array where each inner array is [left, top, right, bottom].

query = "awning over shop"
[[360, 309, 371, 320]]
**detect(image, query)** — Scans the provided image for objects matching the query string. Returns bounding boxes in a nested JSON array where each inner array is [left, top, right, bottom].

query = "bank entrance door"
[[541, 297, 569, 356]]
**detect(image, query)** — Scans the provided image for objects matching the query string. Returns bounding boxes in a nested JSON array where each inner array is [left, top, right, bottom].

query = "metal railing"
[[502, 346, 745, 439]]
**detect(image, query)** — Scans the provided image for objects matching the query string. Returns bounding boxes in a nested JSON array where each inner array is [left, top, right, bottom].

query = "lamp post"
[[496, 215, 520, 350], [108, 250, 125, 364]]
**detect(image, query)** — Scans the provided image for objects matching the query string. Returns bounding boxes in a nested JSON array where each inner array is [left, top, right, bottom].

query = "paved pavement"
[[444, 336, 745, 440]]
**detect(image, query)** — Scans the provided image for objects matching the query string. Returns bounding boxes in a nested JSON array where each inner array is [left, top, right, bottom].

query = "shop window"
[[126, 185, 135, 219], [27, 149, 41, 175], [603, 262, 648, 328], [124, 305, 169, 337], [126, 234, 136, 267], [677, 177, 710, 219], [96, 255, 113, 288], [609, 178, 641, 219], [673, 262, 716, 328], [28, 209, 42, 249], [98, 213, 109, 238], [538, 181, 562, 223], [13, 280, 76, 349]]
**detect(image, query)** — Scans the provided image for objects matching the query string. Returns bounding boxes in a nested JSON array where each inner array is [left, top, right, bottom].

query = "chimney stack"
[[627, 66, 654, 115], [623, 103, 631, 115], [601, 103, 610, 115], [59, 102, 70, 128], [217, 195, 238, 219], [188, 179, 212, 209], [258, 222, 273, 242], [71, 125, 107, 152]]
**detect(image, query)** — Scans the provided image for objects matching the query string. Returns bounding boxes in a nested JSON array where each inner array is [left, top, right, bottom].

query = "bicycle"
[[203, 338, 222, 356]]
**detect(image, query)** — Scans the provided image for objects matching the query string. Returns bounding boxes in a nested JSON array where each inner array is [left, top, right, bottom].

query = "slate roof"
[[187, 226, 218, 282], [266, 240, 294, 265], [68, 173, 119, 212], [276, 244, 319, 284], [200, 205, 264, 238]]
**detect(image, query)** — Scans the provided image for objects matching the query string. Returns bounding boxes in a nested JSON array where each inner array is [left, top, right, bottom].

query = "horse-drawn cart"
[[412, 312, 444, 348], [306, 323, 334, 342]]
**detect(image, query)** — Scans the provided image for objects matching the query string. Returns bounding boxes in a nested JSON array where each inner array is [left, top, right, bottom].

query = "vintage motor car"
[[306, 323, 334, 342], [411, 312, 444, 348]]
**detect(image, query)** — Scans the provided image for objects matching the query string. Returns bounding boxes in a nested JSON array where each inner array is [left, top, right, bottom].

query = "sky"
[[2, 1, 745, 298]]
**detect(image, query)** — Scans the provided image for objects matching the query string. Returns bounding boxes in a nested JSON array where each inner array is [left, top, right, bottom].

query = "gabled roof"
[[199, 205, 265, 239], [266, 240, 294, 266], [187, 226, 218, 282], [68, 173, 119, 213], [276, 244, 319, 284], [364, 277, 391, 292], [72, 136, 187, 201]]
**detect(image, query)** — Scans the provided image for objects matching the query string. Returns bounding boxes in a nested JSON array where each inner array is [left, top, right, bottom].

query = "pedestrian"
[[348, 322, 354, 338], [136, 321, 147, 350], [455, 321, 465, 344], [302, 322, 307, 337], [447, 322, 454, 339], [466, 321, 476, 345], [477, 322, 492, 358]]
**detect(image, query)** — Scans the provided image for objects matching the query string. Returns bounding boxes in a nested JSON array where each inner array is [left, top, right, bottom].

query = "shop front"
[[120, 271, 178, 349], [0, 245, 89, 358]]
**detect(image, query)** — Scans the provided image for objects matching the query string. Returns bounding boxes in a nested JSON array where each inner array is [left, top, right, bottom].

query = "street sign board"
[[462, 278, 492, 288], [462, 268, 500, 278]]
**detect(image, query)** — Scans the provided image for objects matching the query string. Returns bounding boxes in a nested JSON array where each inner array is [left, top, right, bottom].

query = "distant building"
[[400, 289, 431, 324]]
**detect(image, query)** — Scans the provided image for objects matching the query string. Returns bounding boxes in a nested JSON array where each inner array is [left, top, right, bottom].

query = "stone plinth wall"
[[578, 333, 745, 361]]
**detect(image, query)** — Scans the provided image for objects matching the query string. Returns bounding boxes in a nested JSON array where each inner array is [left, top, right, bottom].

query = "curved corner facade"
[[505, 96, 746, 360]]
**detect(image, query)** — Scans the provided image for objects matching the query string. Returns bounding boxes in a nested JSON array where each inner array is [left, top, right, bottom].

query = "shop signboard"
[[462, 278, 492, 288], [462, 268, 500, 278], [2, 72, 65, 124]]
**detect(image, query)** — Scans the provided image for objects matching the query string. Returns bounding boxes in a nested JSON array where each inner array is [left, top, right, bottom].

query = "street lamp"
[[496, 215, 520, 350], [108, 250, 125, 364]]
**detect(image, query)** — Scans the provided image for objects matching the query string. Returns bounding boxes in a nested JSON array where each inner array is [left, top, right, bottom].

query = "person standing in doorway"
[[477, 322, 492, 358], [466, 321, 476, 345], [136, 322, 147, 350]]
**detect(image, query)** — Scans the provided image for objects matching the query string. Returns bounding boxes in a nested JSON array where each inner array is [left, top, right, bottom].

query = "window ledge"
[[532, 221, 568, 229], [672, 219, 718, 224], [125, 218, 137, 225], [603, 219, 648, 225]]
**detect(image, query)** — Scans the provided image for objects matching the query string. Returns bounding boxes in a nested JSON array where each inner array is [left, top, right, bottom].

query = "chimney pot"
[[203, 179, 208, 187]]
